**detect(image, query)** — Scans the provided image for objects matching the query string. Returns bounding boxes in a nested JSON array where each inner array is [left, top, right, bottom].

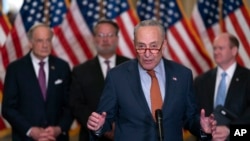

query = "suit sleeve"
[[2, 63, 32, 136]]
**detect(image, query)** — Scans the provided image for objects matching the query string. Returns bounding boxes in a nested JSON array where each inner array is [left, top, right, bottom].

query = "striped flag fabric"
[[66, 0, 138, 61], [191, 0, 250, 68], [2, 0, 69, 77], [137, 0, 214, 77], [0, 11, 12, 138], [0, 0, 138, 137]]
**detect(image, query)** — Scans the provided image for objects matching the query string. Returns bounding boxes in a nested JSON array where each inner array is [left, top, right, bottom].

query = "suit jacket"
[[194, 64, 250, 125], [94, 58, 201, 141], [69, 55, 129, 141], [2, 52, 74, 141]]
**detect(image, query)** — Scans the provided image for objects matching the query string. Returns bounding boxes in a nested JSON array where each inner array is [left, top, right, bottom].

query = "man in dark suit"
[[69, 19, 130, 141], [86, 20, 216, 141], [2, 23, 73, 141], [194, 33, 250, 140]]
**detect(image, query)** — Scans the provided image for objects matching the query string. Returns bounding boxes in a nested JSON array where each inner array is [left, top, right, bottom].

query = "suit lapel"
[[26, 53, 47, 102], [225, 65, 241, 105], [47, 57, 57, 101], [127, 60, 152, 118], [208, 69, 217, 108]]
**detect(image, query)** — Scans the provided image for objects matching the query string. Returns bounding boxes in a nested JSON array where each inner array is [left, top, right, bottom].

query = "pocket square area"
[[54, 79, 63, 84]]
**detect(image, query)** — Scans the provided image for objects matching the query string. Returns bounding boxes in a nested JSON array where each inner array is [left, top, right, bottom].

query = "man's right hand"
[[87, 112, 107, 131]]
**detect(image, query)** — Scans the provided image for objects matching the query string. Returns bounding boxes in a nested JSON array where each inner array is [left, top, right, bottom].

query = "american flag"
[[0, 0, 138, 137], [66, 0, 138, 60], [137, 0, 214, 77], [0, 11, 11, 138], [191, 0, 250, 68]]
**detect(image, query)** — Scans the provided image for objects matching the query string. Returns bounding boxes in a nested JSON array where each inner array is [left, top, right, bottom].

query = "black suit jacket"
[[2, 53, 74, 141], [69, 55, 129, 141], [194, 64, 250, 125]]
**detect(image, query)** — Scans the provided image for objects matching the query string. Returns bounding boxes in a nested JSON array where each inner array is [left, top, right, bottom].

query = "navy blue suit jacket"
[[95, 58, 201, 141], [2, 53, 73, 141]]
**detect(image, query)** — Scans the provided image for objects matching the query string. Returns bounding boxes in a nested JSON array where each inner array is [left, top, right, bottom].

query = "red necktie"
[[147, 70, 163, 121], [38, 61, 46, 100]]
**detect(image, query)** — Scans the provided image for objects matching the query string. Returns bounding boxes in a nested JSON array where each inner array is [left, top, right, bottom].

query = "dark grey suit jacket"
[[69, 55, 129, 141], [194, 64, 250, 125], [2, 52, 73, 141]]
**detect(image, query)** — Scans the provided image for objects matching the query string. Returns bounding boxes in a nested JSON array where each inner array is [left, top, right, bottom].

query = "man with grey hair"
[[87, 19, 216, 141], [2, 23, 73, 141]]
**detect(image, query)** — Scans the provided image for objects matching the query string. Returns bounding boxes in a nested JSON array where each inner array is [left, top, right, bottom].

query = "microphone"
[[155, 109, 164, 141]]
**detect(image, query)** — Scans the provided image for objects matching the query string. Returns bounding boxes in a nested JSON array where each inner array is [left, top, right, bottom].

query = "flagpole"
[[218, 0, 223, 33], [155, 0, 160, 21], [44, 0, 50, 25], [99, 1, 105, 19]]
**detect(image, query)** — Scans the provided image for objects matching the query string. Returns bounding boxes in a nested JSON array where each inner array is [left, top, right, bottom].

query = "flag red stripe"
[[127, 9, 139, 27], [11, 29, 24, 59], [225, 12, 250, 57], [1, 46, 9, 68], [241, 6, 250, 26], [53, 26, 79, 65], [66, 10, 94, 59], [116, 17, 136, 56], [0, 17, 10, 35], [170, 24, 203, 74], [183, 20, 214, 69], [168, 43, 182, 64]]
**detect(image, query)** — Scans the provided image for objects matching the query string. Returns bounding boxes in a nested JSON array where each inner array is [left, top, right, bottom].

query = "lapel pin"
[[236, 78, 239, 81], [173, 77, 177, 81], [51, 66, 55, 70]]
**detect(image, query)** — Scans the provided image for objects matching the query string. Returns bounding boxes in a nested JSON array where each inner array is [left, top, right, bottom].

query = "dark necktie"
[[215, 72, 227, 107], [38, 61, 46, 100], [104, 60, 111, 74], [147, 70, 163, 121]]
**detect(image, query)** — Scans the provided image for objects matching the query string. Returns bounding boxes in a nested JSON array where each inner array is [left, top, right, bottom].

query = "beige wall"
[[130, 0, 250, 17]]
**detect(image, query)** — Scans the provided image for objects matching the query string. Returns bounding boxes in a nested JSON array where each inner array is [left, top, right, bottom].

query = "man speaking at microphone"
[[87, 20, 216, 141]]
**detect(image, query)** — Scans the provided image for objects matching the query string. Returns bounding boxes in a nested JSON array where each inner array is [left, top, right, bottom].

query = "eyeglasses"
[[135, 42, 163, 54], [96, 33, 116, 38]]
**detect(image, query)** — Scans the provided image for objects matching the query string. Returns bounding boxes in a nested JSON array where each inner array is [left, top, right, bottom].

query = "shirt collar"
[[30, 51, 49, 64], [217, 62, 236, 78]]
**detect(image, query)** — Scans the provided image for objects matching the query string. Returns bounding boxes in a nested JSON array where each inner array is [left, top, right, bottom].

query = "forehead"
[[95, 23, 116, 32], [213, 34, 230, 46], [136, 26, 161, 42], [32, 26, 51, 37]]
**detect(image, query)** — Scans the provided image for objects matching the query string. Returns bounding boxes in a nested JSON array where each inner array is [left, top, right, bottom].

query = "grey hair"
[[134, 19, 165, 41], [27, 23, 54, 40]]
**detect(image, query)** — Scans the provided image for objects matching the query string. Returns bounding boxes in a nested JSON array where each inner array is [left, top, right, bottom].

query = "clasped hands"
[[29, 126, 61, 141]]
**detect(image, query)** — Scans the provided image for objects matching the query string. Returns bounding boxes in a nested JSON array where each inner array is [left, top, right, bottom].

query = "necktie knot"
[[104, 60, 110, 65], [147, 70, 156, 78], [39, 61, 45, 67], [221, 72, 227, 78], [104, 60, 111, 71]]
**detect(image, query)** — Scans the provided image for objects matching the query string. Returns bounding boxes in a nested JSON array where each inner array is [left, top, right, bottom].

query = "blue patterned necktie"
[[215, 72, 227, 108]]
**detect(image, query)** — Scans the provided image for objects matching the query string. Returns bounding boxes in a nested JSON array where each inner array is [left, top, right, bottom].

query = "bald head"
[[213, 33, 239, 70], [213, 33, 239, 49]]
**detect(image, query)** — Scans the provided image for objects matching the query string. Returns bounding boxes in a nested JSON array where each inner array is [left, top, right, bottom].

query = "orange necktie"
[[147, 70, 163, 121]]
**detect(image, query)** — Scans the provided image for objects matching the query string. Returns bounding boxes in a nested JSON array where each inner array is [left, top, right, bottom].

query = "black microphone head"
[[155, 109, 162, 122]]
